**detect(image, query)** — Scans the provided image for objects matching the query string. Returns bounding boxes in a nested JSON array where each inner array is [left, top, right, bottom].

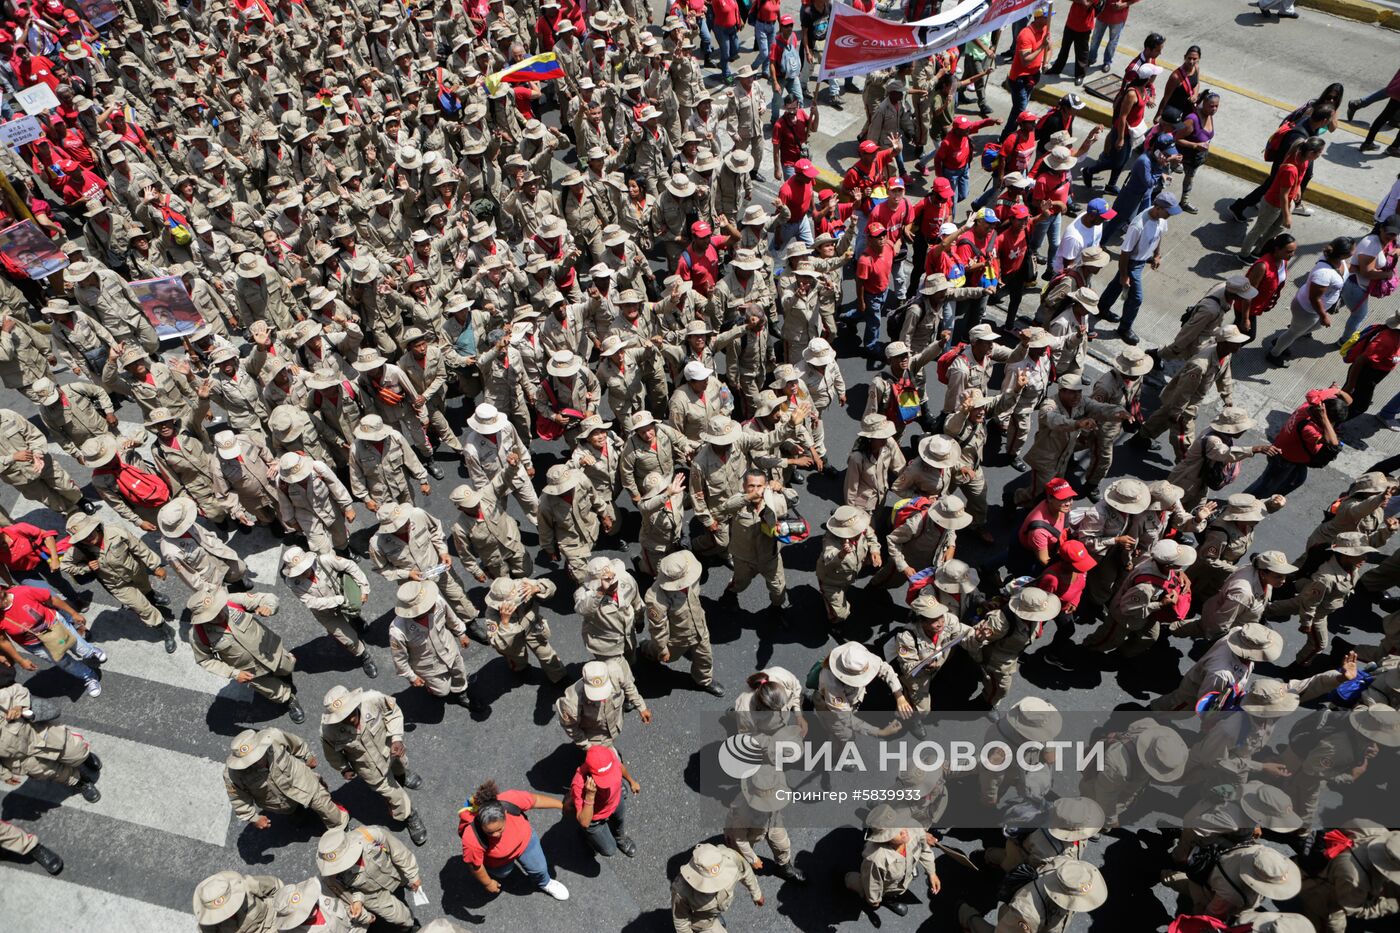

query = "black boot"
[[78, 779, 101, 803], [402, 769, 422, 790], [360, 654, 379, 678], [699, 679, 726, 697], [775, 861, 806, 882], [30, 843, 63, 875], [160, 624, 177, 654], [405, 811, 428, 846], [82, 752, 102, 774], [425, 462, 445, 480], [287, 697, 306, 724], [884, 900, 908, 916], [77, 499, 98, 515], [615, 833, 638, 857], [149, 591, 170, 608]]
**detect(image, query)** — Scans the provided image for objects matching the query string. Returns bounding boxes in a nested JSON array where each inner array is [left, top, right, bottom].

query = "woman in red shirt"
[[567, 742, 643, 857], [1241, 137, 1324, 261], [996, 204, 1036, 325], [1241, 233, 1296, 340], [1036, 538, 1097, 667], [1341, 311, 1400, 419], [1049, 0, 1097, 84], [710, 0, 741, 80], [1246, 388, 1350, 498], [0, 583, 104, 695], [459, 780, 569, 898], [906, 177, 955, 300]]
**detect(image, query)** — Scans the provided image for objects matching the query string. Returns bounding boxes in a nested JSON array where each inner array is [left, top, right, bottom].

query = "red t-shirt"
[[0, 523, 58, 572], [1018, 501, 1065, 554], [851, 0, 874, 9], [841, 149, 895, 211], [712, 0, 740, 28], [1036, 561, 1086, 612], [778, 176, 814, 218], [1359, 327, 1400, 372], [0, 584, 58, 647], [933, 119, 995, 172], [676, 236, 730, 294], [869, 197, 912, 246], [924, 244, 956, 276], [997, 224, 1030, 275], [857, 246, 895, 295], [1031, 168, 1072, 215], [1274, 397, 1333, 465], [954, 229, 998, 268], [772, 110, 812, 166], [769, 33, 801, 66], [570, 748, 624, 820], [1008, 22, 1050, 81], [1264, 160, 1303, 209], [1066, 0, 1097, 32], [754, 0, 781, 22], [1099, 0, 1137, 25], [459, 790, 537, 868], [912, 195, 953, 238]]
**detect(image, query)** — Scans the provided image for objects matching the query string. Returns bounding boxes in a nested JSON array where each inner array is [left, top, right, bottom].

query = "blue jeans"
[[1245, 456, 1309, 499], [1354, 87, 1391, 112], [771, 73, 805, 122], [778, 215, 814, 249], [1083, 137, 1133, 187], [1006, 75, 1036, 130], [582, 785, 630, 856], [1100, 260, 1146, 331], [941, 166, 970, 203], [714, 26, 739, 75], [1339, 277, 1372, 343], [35, 615, 100, 686], [1028, 214, 1062, 266], [1087, 21, 1126, 70], [697, 16, 715, 56], [486, 833, 552, 889], [861, 289, 888, 352], [1378, 388, 1400, 423], [753, 20, 776, 66]]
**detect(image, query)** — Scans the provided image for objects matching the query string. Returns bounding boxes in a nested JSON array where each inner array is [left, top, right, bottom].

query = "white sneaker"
[[85, 681, 102, 698], [91, 648, 108, 664], [541, 879, 570, 901]]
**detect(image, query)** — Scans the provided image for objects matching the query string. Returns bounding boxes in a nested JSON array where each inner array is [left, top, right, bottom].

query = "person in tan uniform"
[[79, 434, 163, 530], [1135, 325, 1249, 454], [716, 471, 793, 617], [1267, 531, 1375, 667], [223, 726, 347, 833], [0, 311, 51, 404], [315, 825, 422, 929], [0, 682, 103, 802], [399, 327, 464, 455], [637, 472, 687, 577], [671, 842, 765, 931], [192, 871, 285, 933], [0, 408, 89, 516], [148, 405, 245, 527], [576, 556, 644, 669], [388, 580, 476, 711], [319, 685, 427, 846], [874, 495, 973, 588], [1020, 373, 1128, 504], [280, 547, 377, 679], [481, 575, 567, 684], [813, 641, 914, 741], [815, 505, 882, 626], [187, 586, 304, 723], [32, 376, 117, 460], [276, 452, 357, 556], [1084, 346, 1154, 495], [556, 657, 651, 748], [1167, 407, 1278, 511], [641, 551, 723, 695], [103, 345, 199, 422], [846, 804, 942, 917], [370, 502, 478, 625], [844, 414, 906, 511], [723, 765, 805, 884], [1297, 827, 1400, 933], [957, 856, 1109, 933], [157, 498, 248, 594], [973, 585, 1062, 708], [0, 817, 62, 874], [538, 464, 606, 583], [892, 594, 977, 713], [62, 512, 176, 653], [620, 410, 696, 505], [268, 877, 355, 933], [211, 431, 282, 526], [349, 415, 432, 511], [449, 457, 531, 581]]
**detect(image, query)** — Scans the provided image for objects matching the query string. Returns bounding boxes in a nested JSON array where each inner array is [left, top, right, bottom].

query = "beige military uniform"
[[670, 845, 763, 932], [1023, 393, 1124, 496], [480, 577, 566, 682], [0, 318, 51, 404], [224, 727, 345, 830], [814, 658, 905, 741], [153, 430, 237, 524], [555, 657, 647, 748], [1086, 368, 1147, 490], [62, 522, 164, 629], [190, 592, 295, 704], [38, 381, 115, 459], [845, 828, 939, 907], [0, 409, 84, 513], [1298, 831, 1400, 933], [284, 553, 371, 660], [1266, 556, 1361, 661], [370, 507, 478, 622], [162, 523, 247, 593], [349, 428, 430, 508], [277, 459, 354, 553], [967, 858, 1085, 933], [641, 580, 714, 686], [815, 526, 880, 622], [892, 614, 977, 712], [0, 685, 93, 788], [321, 691, 414, 821], [399, 344, 463, 453], [620, 422, 695, 502], [1140, 349, 1234, 448], [216, 434, 280, 524], [451, 465, 530, 580], [538, 482, 603, 583], [388, 593, 469, 697], [320, 825, 421, 928], [1189, 564, 1271, 640], [718, 490, 788, 608]]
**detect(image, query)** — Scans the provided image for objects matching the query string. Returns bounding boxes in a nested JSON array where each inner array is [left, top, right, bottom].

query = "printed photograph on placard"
[[0, 219, 68, 279], [130, 275, 203, 338]]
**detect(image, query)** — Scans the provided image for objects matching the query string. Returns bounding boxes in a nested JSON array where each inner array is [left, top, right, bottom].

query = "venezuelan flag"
[[485, 53, 565, 93]]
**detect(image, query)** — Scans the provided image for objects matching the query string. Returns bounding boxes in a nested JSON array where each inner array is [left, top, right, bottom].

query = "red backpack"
[[1167, 918, 1249, 933], [110, 460, 171, 509], [1263, 120, 1296, 161], [936, 343, 968, 384]]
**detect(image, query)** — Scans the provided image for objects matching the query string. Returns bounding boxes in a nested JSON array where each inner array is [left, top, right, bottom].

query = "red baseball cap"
[[1045, 477, 1076, 501], [1061, 540, 1097, 572], [818, 188, 837, 201], [866, 221, 886, 236], [888, 176, 906, 190], [780, 13, 795, 24], [583, 745, 617, 775], [1010, 203, 1031, 219], [1017, 110, 1038, 123], [690, 220, 711, 238], [858, 140, 879, 155], [932, 177, 954, 198], [952, 116, 974, 131], [795, 158, 819, 179]]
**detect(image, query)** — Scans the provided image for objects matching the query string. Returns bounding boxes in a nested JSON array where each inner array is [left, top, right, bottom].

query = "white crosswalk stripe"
[[83, 602, 252, 701], [0, 728, 232, 846], [0, 866, 191, 931]]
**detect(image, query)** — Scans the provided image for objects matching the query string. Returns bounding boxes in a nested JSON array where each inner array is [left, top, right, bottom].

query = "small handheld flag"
[[485, 52, 565, 94]]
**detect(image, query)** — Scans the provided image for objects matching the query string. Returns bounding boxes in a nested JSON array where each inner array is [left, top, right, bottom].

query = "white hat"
[[683, 361, 713, 382], [580, 660, 614, 701]]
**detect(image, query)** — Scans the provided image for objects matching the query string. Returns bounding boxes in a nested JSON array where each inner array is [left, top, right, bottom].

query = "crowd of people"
[[0, 0, 1397, 930]]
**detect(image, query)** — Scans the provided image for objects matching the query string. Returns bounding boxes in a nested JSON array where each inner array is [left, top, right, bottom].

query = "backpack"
[[463, 799, 526, 850], [1262, 120, 1296, 162], [1183, 841, 1251, 886], [979, 142, 1001, 173], [160, 195, 193, 247], [1341, 323, 1385, 363], [1202, 432, 1242, 491], [957, 236, 1000, 289], [995, 862, 1042, 902], [113, 460, 171, 509], [890, 495, 935, 530], [936, 343, 968, 384]]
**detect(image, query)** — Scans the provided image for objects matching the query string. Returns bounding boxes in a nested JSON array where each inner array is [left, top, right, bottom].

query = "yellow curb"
[[1297, 0, 1390, 24], [1031, 84, 1378, 225]]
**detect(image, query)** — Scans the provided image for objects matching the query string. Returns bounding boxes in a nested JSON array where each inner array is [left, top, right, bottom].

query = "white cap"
[[682, 361, 713, 381]]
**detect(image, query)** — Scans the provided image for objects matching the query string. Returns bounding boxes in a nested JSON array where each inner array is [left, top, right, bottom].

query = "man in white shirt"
[[1097, 193, 1181, 345], [1053, 198, 1115, 274]]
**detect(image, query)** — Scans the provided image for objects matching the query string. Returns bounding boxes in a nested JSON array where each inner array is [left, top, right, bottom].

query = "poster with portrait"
[[0, 220, 67, 279], [76, 0, 121, 27], [130, 275, 202, 338]]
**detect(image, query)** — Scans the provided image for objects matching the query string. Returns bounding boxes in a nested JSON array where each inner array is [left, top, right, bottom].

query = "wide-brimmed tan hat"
[[1023, 327, 1055, 349], [935, 559, 977, 594], [739, 765, 789, 813], [1008, 586, 1062, 623], [321, 685, 363, 725], [1331, 531, 1377, 557], [1104, 478, 1151, 515], [64, 511, 100, 543], [1365, 831, 1400, 882], [188, 586, 230, 624], [1252, 550, 1298, 576], [280, 546, 316, 579], [1225, 623, 1284, 662], [1216, 324, 1250, 345], [918, 434, 962, 468], [542, 464, 581, 495], [1208, 406, 1255, 434], [546, 350, 584, 378], [1135, 725, 1189, 781], [656, 551, 703, 591], [1352, 471, 1393, 495], [896, 765, 948, 822], [680, 843, 740, 893], [377, 502, 412, 534], [1114, 347, 1154, 377], [193, 871, 252, 925], [317, 827, 365, 876], [829, 641, 881, 687], [467, 403, 508, 435], [276, 450, 313, 483], [626, 411, 657, 432], [1042, 860, 1108, 911], [1225, 846, 1301, 900], [31, 376, 60, 405], [1150, 539, 1196, 569], [1079, 246, 1110, 269], [1351, 703, 1400, 747], [1006, 696, 1062, 742], [77, 434, 118, 467], [910, 592, 949, 621], [143, 406, 180, 429], [1239, 781, 1303, 832], [731, 249, 764, 271], [158, 498, 198, 537], [1044, 146, 1077, 172], [701, 416, 743, 446], [395, 580, 439, 617], [863, 803, 910, 844], [826, 505, 871, 539], [858, 413, 895, 440], [226, 728, 272, 770], [803, 337, 836, 366], [351, 347, 388, 372], [1239, 678, 1300, 717], [579, 661, 616, 704], [272, 876, 323, 928], [665, 174, 697, 198], [1046, 796, 1106, 842], [1222, 494, 1267, 523], [929, 496, 973, 530]]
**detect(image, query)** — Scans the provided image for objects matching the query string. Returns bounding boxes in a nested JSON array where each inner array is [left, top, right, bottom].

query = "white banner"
[[0, 115, 42, 149]]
